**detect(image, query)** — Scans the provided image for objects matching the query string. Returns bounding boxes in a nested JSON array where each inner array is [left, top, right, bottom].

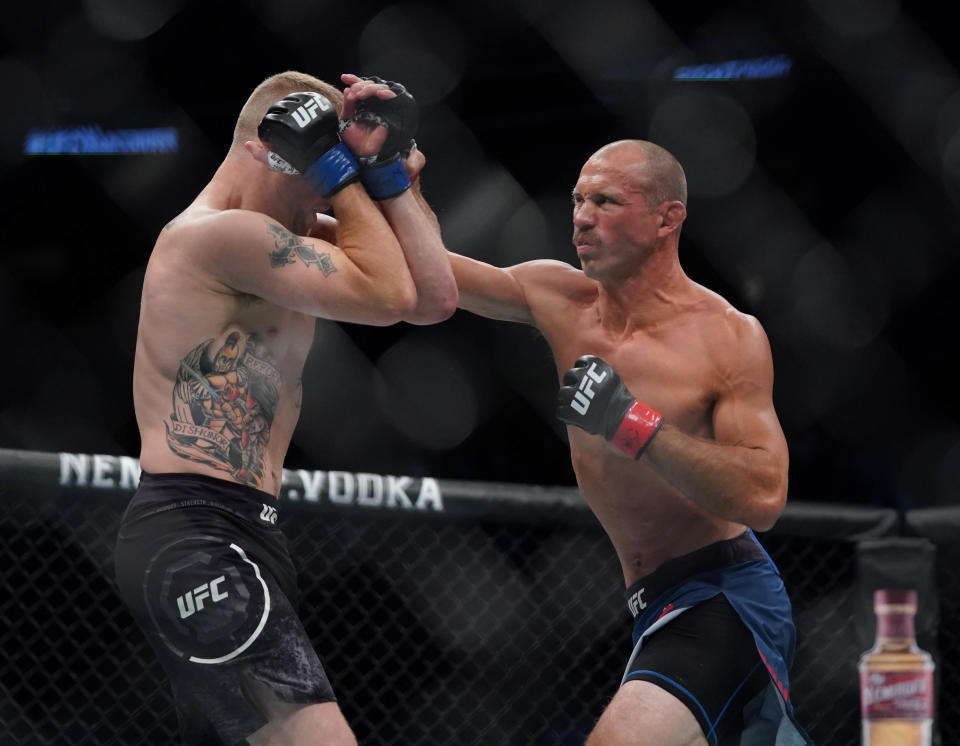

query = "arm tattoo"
[[267, 223, 337, 277]]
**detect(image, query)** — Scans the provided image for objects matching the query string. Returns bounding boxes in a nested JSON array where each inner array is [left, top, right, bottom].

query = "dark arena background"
[[1, 0, 959, 744]]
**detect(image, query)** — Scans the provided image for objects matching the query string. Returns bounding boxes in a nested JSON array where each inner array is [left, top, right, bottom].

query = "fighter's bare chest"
[[540, 310, 720, 433], [229, 299, 315, 367]]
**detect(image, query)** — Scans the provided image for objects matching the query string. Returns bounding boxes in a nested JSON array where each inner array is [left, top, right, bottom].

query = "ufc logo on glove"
[[557, 355, 663, 459], [291, 92, 331, 128], [571, 363, 608, 415]]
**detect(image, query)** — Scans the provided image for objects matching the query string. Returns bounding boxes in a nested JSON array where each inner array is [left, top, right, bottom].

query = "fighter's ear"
[[658, 200, 687, 237]]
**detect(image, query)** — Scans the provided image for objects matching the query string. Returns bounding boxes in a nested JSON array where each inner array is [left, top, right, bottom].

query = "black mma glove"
[[350, 75, 418, 200], [257, 91, 359, 198], [556, 355, 663, 459]]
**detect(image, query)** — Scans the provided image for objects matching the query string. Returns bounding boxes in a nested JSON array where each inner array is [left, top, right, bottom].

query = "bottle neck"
[[875, 608, 917, 645]]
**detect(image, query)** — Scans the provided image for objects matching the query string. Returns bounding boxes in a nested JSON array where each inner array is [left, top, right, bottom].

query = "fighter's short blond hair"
[[231, 71, 343, 150]]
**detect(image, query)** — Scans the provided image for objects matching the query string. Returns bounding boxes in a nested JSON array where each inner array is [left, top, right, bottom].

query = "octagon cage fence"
[[0, 448, 956, 745]]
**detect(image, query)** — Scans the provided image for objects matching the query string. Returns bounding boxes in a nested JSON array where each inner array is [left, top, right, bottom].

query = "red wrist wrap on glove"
[[610, 400, 664, 459]]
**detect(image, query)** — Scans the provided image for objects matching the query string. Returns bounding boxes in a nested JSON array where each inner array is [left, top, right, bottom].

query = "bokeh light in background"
[[1, 0, 959, 512]]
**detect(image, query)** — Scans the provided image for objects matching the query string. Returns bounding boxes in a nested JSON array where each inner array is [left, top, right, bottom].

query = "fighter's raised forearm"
[[342, 73, 457, 324]]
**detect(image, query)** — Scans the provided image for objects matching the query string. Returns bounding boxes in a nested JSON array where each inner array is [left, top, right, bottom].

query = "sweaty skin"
[[532, 267, 779, 586], [135, 243, 317, 492], [127, 72, 457, 746], [135, 74, 456, 498], [451, 141, 788, 587]]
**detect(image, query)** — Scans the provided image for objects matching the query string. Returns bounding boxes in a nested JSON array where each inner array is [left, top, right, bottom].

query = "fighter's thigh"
[[618, 594, 769, 744], [587, 680, 707, 746], [122, 527, 339, 740], [138, 533, 279, 664]]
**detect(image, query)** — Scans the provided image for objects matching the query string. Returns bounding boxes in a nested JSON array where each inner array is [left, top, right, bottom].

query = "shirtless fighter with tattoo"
[[114, 71, 455, 745], [450, 140, 812, 745]]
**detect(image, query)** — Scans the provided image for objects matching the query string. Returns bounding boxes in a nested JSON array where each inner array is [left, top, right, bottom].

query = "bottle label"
[[860, 670, 934, 719]]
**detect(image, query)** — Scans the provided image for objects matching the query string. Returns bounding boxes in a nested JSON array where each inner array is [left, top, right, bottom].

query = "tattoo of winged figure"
[[164, 332, 282, 488]]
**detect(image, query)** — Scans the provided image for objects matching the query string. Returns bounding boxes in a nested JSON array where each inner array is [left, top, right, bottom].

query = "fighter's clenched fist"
[[556, 355, 663, 459], [340, 72, 417, 200]]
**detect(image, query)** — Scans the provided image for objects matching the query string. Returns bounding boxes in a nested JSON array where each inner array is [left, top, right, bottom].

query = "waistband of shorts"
[[625, 531, 769, 618], [124, 470, 281, 526]]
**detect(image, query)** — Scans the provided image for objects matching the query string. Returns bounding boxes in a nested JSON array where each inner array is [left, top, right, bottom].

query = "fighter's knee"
[[587, 680, 708, 746], [247, 701, 356, 746]]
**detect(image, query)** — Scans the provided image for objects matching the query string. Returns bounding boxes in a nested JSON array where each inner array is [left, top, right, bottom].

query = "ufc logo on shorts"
[[571, 362, 607, 415], [260, 504, 278, 524], [176, 576, 228, 619], [292, 92, 331, 128], [627, 587, 647, 617]]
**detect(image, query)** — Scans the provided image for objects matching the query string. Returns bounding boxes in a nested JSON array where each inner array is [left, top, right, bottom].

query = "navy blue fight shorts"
[[620, 531, 813, 746], [114, 471, 336, 745]]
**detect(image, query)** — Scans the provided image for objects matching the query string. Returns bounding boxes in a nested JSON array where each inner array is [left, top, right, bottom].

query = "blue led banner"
[[24, 126, 178, 154], [674, 54, 793, 81]]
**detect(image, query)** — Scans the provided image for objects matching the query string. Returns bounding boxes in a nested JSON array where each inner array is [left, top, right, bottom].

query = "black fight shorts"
[[621, 534, 778, 745], [114, 471, 336, 745], [623, 594, 769, 744]]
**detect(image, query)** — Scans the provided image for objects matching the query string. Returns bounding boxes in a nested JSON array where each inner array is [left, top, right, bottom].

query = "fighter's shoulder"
[[693, 284, 771, 361], [159, 207, 272, 249], [509, 259, 594, 297]]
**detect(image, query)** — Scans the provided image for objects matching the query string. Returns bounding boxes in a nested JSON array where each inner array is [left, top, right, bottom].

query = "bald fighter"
[[115, 71, 455, 745], [446, 140, 812, 745]]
